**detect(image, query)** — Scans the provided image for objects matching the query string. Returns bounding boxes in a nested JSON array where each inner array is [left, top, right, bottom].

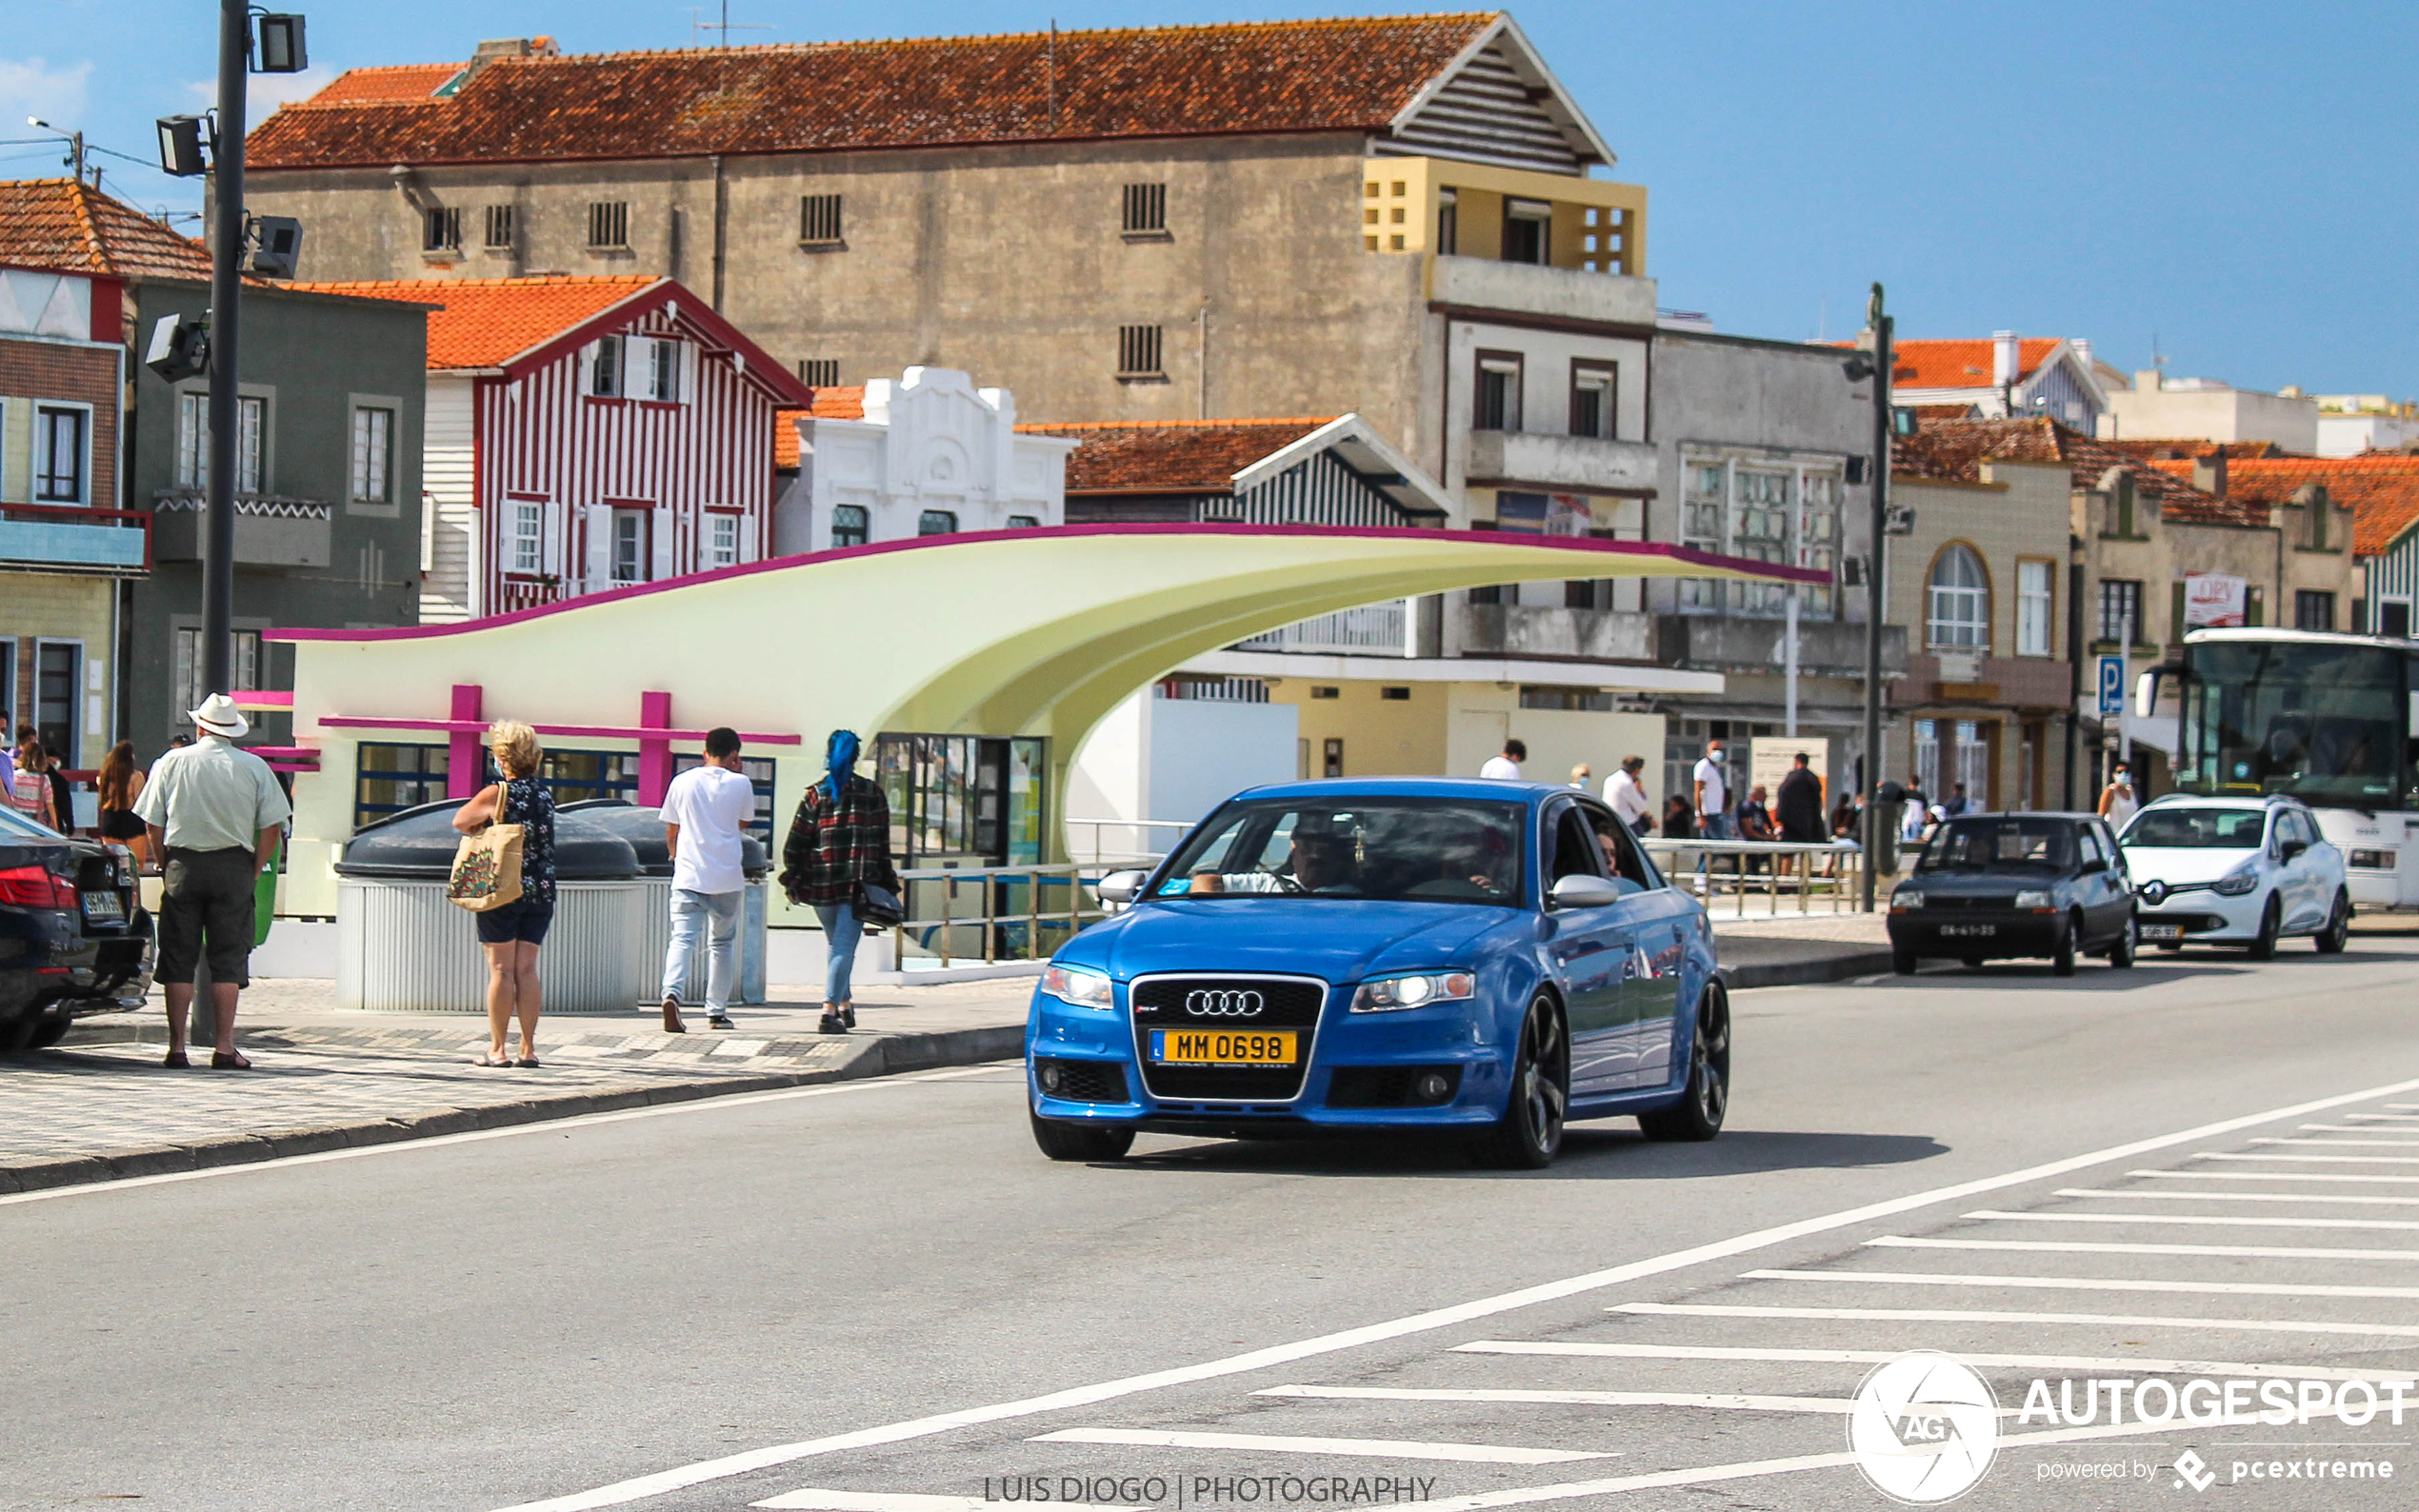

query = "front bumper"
[[1888, 910, 2065, 958], [2134, 888, 2264, 944]]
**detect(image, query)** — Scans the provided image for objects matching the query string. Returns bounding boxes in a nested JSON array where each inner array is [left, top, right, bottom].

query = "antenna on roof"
[[688, 2, 770, 49]]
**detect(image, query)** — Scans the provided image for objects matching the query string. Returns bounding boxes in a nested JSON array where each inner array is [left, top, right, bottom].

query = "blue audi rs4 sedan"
[[1026, 778, 1728, 1167]]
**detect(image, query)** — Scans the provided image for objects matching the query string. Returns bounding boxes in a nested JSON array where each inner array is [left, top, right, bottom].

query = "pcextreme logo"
[[2172, 1450, 2217, 1492], [1849, 1350, 2002, 1504]]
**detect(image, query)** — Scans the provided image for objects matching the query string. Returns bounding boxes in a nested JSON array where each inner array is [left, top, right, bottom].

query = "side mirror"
[[1549, 873, 1623, 909], [1093, 868, 1150, 905], [2280, 839, 2309, 864]]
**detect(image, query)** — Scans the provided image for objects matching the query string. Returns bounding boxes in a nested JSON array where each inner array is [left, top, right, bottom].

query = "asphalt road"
[[9, 938, 2419, 1512]]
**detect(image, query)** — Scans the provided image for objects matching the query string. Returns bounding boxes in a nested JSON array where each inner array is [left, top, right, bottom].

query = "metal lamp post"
[[1841, 284, 1893, 912]]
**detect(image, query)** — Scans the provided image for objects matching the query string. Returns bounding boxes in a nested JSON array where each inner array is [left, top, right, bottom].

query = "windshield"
[[1157, 797, 1527, 905], [2122, 807, 2266, 849], [1917, 817, 2077, 873], [2180, 641, 2413, 809], [0, 805, 59, 841]]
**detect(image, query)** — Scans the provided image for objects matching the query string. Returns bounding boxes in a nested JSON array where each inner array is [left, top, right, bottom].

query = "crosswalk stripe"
[[1869, 1234, 2419, 1261], [2131, 1168, 2419, 1183], [2253, 1137, 2419, 1147], [1449, 1340, 2419, 1383], [2344, 1113, 2419, 1122], [2053, 1186, 2419, 1205], [2197, 1152, 2419, 1164], [2301, 1124, 2419, 1132], [1608, 1300, 2419, 1340], [1029, 1429, 1611, 1464], [1964, 1207, 2419, 1231], [1742, 1265, 2419, 1299], [1254, 1384, 1860, 1414], [752, 1497, 1143, 1512]]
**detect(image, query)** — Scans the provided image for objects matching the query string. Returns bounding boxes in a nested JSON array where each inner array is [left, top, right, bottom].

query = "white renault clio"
[[2117, 795, 2350, 957]]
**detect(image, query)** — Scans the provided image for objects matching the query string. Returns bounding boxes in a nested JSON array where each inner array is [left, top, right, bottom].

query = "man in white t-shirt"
[[1479, 738, 1527, 781], [658, 726, 757, 1032], [1605, 755, 1651, 833], [1692, 738, 1730, 839]]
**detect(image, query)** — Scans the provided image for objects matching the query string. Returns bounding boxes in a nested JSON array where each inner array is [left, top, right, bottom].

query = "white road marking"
[[2054, 1186, 2419, 1205], [2343, 1112, 2419, 1122], [1608, 1300, 2419, 1340], [2132, 1168, 2419, 1184], [1255, 1384, 1862, 1414], [1965, 1207, 2419, 1231], [1030, 1428, 1611, 1464], [2252, 1137, 2419, 1147], [0, 1064, 1012, 1208], [2197, 1152, 2419, 1164], [1450, 1340, 2419, 1383], [484, 1071, 2419, 1512], [2302, 1123, 2419, 1131], [754, 1498, 1143, 1512], [1868, 1233, 2419, 1262], [1743, 1266, 2419, 1300]]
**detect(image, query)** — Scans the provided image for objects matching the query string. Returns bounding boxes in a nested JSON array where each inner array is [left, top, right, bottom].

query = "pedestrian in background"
[[1661, 794, 1695, 839], [1607, 754, 1651, 835], [779, 729, 900, 1035], [1944, 781, 1969, 817], [1692, 737, 1731, 839], [1777, 753, 1826, 843], [2098, 762, 2139, 832], [10, 736, 55, 827], [42, 745, 74, 835], [1567, 762, 1591, 789], [658, 726, 753, 1034], [451, 721, 555, 1067], [136, 694, 290, 1069], [96, 742, 149, 865], [0, 713, 15, 816], [1479, 739, 1527, 781]]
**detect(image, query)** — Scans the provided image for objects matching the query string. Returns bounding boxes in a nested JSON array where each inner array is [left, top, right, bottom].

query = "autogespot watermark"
[[980, 1475, 1439, 1507], [1849, 1350, 2003, 1504]]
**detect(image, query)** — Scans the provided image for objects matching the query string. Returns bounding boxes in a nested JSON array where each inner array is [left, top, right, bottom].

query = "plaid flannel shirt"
[[779, 773, 900, 906]]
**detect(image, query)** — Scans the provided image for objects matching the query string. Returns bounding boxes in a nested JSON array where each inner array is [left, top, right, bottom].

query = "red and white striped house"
[[291, 275, 810, 621]]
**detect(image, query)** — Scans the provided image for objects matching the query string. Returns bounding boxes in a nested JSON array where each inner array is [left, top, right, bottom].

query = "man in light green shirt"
[[135, 694, 291, 1069]]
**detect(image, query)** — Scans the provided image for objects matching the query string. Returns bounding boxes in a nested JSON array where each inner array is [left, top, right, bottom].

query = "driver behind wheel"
[[1190, 812, 1362, 894]]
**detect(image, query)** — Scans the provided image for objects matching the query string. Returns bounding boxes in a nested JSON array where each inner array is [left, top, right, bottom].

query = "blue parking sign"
[[2097, 654, 2126, 715]]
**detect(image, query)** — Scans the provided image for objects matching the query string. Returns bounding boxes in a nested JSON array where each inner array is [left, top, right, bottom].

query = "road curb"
[[1718, 947, 1898, 990], [1, 1023, 1023, 1198]]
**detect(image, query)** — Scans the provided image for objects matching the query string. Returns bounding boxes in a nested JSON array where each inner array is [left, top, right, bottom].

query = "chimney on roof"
[[2071, 338, 2093, 368], [465, 36, 557, 84], [2194, 451, 2227, 497], [1992, 330, 2021, 388], [2135, 368, 2162, 393]]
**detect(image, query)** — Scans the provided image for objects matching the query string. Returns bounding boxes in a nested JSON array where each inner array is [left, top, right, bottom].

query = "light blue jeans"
[[813, 902, 859, 1005], [664, 888, 741, 1011]]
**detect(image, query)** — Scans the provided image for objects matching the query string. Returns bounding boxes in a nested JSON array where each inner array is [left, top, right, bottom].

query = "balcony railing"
[[1461, 603, 1653, 662], [152, 489, 332, 568], [0, 500, 150, 576], [1464, 431, 1659, 493], [496, 574, 567, 614], [1231, 600, 1409, 656]]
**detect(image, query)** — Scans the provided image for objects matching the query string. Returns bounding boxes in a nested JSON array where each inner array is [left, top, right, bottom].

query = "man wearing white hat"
[[135, 693, 290, 1069]]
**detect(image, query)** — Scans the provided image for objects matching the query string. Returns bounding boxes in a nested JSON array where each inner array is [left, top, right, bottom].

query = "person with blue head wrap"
[[780, 728, 898, 1033]]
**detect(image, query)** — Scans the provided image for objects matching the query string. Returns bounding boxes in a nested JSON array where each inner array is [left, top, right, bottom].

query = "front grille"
[[1923, 895, 2017, 911], [1130, 974, 1327, 1102], [1034, 1058, 1129, 1104], [1327, 1064, 1462, 1108]]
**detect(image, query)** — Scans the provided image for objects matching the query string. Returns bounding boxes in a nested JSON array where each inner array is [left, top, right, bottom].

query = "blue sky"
[[10, 2, 2414, 395]]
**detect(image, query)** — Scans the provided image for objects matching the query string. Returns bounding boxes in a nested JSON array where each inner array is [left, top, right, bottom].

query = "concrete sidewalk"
[[5, 918, 1889, 1195]]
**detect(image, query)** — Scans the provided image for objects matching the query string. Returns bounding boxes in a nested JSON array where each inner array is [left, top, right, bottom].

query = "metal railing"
[[1642, 838, 1867, 916], [1062, 817, 1191, 866], [887, 863, 1120, 967], [1231, 600, 1409, 655]]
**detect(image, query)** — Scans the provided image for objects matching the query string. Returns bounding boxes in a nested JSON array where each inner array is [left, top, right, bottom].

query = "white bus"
[[2144, 627, 2419, 910]]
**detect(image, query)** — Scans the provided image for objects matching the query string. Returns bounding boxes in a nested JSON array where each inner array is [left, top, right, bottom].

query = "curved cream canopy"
[[270, 524, 1821, 909]]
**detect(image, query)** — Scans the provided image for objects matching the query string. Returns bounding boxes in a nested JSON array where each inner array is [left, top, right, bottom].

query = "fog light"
[[1416, 1071, 1451, 1102], [1038, 1062, 1064, 1093]]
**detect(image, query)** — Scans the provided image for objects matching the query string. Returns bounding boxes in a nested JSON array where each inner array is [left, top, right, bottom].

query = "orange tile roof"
[[2098, 438, 2292, 462], [250, 15, 1503, 169], [283, 275, 660, 368], [1893, 416, 2257, 527], [2143, 455, 2419, 557], [773, 389, 869, 468], [1888, 337, 2065, 390], [306, 62, 463, 104], [0, 178, 211, 281], [1017, 416, 1336, 493]]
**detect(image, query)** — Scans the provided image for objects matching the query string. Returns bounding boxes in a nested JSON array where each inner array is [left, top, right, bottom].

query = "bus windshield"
[[2179, 640, 2414, 810]]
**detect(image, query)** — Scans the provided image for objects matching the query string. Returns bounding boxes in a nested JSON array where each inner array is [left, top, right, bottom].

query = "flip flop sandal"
[[161, 1049, 190, 1069], [210, 1051, 252, 1070], [514, 1056, 541, 1068], [476, 1054, 513, 1066]]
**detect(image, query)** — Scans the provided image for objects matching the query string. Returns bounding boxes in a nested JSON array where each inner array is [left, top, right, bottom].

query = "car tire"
[[2249, 895, 2282, 961], [2109, 913, 2137, 969], [2052, 917, 2078, 977], [1477, 992, 1568, 1169], [1029, 1109, 1135, 1163], [0, 1011, 40, 1055], [1891, 950, 1918, 975], [2314, 891, 2351, 954], [1639, 984, 1729, 1144], [26, 1012, 70, 1050], [2155, 941, 2183, 952]]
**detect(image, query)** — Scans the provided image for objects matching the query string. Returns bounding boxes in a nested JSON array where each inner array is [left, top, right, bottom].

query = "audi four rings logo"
[[1184, 989, 1266, 1017]]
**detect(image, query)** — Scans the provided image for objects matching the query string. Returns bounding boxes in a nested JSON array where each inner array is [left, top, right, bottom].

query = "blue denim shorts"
[[474, 895, 554, 945]]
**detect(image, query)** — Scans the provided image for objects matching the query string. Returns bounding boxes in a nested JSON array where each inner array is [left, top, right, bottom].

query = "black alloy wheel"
[[2051, 915, 2079, 976], [2248, 895, 2283, 961], [1640, 983, 1729, 1143], [2315, 891, 2351, 954], [1478, 993, 1568, 1169], [2109, 912, 2137, 969], [1029, 1109, 1135, 1163], [1891, 950, 1919, 975]]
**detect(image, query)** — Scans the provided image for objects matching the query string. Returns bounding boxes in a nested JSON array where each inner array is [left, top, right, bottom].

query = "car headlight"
[[1039, 964, 1114, 1008], [2212, 865, 2260, 897], [2013, 889, 2054, 909], [1351, 971, 1477, 1013], [1890, 889, 1923, 910]]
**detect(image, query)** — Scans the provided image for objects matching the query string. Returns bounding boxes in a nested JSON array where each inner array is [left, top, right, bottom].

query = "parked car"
[[1025, 779, 1727, 1168], [2117, 795, 2349, 957], [0, 805, 153, 1053], [1888, 812, 2136, 976]]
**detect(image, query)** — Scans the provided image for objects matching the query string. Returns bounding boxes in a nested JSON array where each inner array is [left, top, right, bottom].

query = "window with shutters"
[[589, 335, 623, 398], [174, 392, 265, 490], [483, 204, 514, 249], [1121, 182, 1168, 237], [423, 207, 461, 251], [511, 501, 544, 574], [798, 193, 843, 246], [706, 511, 740, 568], [796, 358, 838, 388], [641, 339, 682, 403], [1116, 325, 1164, 380], [1569, 361, 1615, 439], [1473, 351, 1522, 430], [2016, 559, 2053, 656], [587, 201, 630, 249], [610, 507, 651, 585]]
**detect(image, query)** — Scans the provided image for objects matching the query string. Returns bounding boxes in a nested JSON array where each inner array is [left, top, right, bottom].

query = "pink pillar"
[[446, 684, 485, 798], [637, 690, 673, 806]]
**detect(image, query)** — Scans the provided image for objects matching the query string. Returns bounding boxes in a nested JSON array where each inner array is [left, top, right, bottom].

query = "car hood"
[[2120, 846, 2259, 885], [1074, 899, 1518, 984]]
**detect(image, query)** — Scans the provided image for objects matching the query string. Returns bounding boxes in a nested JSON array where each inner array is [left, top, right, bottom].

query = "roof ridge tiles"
[[1017, 416, 1340, 432]]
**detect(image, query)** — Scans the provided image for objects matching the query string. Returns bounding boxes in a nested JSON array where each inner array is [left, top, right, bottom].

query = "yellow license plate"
[[1150, 1028, 1297, 1065]]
